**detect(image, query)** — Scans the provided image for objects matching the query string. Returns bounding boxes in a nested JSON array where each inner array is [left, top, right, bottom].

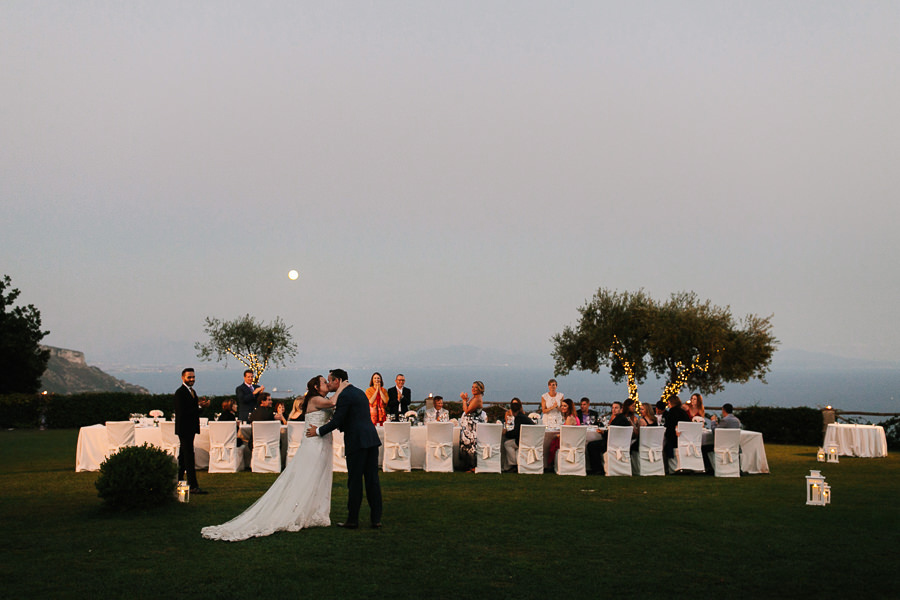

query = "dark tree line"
[[1, 275, 50, 394]]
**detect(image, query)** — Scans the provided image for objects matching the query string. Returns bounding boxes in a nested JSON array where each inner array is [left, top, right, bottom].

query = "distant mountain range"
[[39, 346, 150, 394]]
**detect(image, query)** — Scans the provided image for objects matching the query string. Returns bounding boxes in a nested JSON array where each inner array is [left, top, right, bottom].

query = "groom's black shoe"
[[336, 522, 359, 529], [371, 522, 383, 529]]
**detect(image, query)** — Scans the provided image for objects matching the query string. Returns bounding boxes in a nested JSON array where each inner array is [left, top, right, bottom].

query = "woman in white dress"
[[541, 378, 564, 428], [201, 376, 338, 542]]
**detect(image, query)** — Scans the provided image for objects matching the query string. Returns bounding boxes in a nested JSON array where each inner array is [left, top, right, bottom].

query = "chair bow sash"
[[644, 447, 661, 463], [428, 441, 452, 460], [256, 441, 279, 460], [685, 442, 700, 457], [210, 442, 231, 462], [716, 448, 736, 464], [479, 442, 501, 460], [610, 446, 629, 462], [520, 444, 541, 465], [560, 445, 584, 463], [386, 441, 410, 460]]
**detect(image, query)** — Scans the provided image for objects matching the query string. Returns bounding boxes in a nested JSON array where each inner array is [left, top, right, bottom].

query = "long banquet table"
[[75, 422, 211, 472], [823, 423, 888, 458], [76, 422, 770, 474]]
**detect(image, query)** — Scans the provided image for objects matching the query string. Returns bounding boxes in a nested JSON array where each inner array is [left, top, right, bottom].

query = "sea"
[[108, 365, 900, 418]]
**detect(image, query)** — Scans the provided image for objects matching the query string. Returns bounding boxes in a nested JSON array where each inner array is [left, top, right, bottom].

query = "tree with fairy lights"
[[552, 289, 655, 404], [552, 288, 778, 403], [194, 314, 297, 383]]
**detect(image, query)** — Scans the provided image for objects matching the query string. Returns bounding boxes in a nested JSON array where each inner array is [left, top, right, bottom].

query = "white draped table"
[[823, 423, 888, 458], [75, 423, 211, 472]]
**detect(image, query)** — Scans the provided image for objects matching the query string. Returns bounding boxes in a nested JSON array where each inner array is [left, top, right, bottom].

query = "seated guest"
[[700, 403, 742, 475], [638, 402, 657, 427], [655, 400, 667, 427], [547, 399, 580, 468], [663, 396, 691, 469], [710, 403, 741, 430], [423, 396, 450, 423], [287, 398, 304, 421], [577, 397, 599, 425], [620, 398, 639, 434], [249, 393, 275, 423], [689, 393, 709, 426], [586, 401, 623, 474], [273, 400, 287, 425], [219, 399, 237, 421], [502, 398, 533, 472]]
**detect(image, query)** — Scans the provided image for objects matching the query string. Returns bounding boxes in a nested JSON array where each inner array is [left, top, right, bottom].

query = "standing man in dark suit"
[[174, 368, 209, 494], [236, 369, 264, 422], [307, 368, 383, 529], [386, 374, 411, 420]]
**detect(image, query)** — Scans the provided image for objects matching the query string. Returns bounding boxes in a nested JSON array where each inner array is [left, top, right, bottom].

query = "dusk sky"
[[3, 2, 899, 370]]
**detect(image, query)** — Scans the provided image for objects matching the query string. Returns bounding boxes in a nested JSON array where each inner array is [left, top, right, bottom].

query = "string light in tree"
[[610, 335, 640, 407], [659, 349, 720, 403]]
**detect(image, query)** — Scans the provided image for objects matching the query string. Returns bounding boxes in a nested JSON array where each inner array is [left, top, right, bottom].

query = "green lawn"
[[1, 429, 897, 599]]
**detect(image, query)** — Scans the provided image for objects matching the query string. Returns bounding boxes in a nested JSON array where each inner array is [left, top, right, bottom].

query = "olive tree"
[[194, 314, 297, 383], [552, 288, 778, 402]]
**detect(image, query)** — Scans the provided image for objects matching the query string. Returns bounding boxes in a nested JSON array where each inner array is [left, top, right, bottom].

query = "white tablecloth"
[[75, 423, 211, 472], [823, 424, 888, 458]]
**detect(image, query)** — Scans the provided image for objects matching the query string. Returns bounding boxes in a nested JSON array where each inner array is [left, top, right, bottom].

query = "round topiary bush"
[[95, 443, 178, 509]]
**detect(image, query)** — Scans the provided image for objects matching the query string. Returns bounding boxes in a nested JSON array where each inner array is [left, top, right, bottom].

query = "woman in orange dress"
[[365, 372, 388, 426]]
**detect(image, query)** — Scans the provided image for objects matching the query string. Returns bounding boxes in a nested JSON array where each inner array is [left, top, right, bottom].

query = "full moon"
[[288, 270, 299, 280]]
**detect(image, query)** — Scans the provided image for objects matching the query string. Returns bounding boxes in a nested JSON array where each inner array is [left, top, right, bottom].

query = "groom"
[[307, 368, 383, 529]]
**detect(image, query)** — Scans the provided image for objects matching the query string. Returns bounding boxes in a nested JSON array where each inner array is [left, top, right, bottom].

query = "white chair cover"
[[383, 422, 412, 472], [604, 425, 633, 476], [332, 430, 347, 473], [207, 421, 246, 473], [517, 425, 546, 474], [635, 426, 665, 476], [711, 428, 741, 477], [286, 422, 304, 464], [673, 421, 704, 473], [250, 421, 282, 474], [425, 422, 454, 472], [556, 425, 587, 476], [159, 421, 180, 459], [475, 422, 502, 474], [105, 421, 135, 458]]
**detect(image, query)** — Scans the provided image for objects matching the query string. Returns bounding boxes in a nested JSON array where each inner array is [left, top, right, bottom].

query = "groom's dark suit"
[[318, 383, 383, 526]]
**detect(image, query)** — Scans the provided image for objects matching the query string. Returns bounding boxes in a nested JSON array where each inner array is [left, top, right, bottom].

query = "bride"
[[201, 375, 338, 541]]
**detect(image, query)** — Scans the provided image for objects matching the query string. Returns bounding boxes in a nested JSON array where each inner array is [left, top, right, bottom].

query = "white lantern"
[[806, 470, 826, 506], [826, 444, 840, 463], [816, 448, 826, 462], [823, 483, 832, 505], [177, 480, 190, 503]]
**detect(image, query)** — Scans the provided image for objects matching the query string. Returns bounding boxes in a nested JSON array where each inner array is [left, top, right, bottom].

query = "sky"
[[2, 1, 899, 371]]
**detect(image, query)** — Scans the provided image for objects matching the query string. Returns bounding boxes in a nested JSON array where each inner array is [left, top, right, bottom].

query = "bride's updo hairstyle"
[[301, 375, 324, 417]]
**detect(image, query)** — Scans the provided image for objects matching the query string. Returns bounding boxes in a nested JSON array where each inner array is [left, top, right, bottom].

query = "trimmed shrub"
[[95, 443, 178, 510]]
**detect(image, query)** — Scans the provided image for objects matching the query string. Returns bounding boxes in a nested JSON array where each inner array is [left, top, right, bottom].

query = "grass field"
[[1, 429, 897, 599]]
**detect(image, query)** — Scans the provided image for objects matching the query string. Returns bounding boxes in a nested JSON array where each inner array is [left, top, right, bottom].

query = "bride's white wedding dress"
[[201, 408, 334, 541]]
